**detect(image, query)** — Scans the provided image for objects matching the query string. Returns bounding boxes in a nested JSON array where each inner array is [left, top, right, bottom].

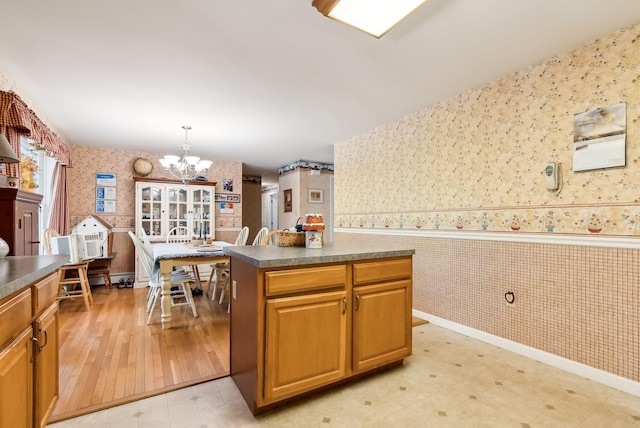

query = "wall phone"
[[545, 161, 559, 191]]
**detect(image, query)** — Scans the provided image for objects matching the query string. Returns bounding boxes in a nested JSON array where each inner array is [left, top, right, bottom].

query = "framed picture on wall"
[[573, 102, 626, 172], [284, 189, 292, 212], [308, 189, 323, 204]]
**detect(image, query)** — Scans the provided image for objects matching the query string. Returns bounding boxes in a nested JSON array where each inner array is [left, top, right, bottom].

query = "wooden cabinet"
[[34, 303, 58, 427], [0, 327, 33, 428], [0, 273, 60, 428], [264, 290, 347, 402], [352, 281, 411, 372], [230, 255, 412, 414], [0, 189, 42, 256], [352, 258, 412, 373], [0, 288, 35, 428]]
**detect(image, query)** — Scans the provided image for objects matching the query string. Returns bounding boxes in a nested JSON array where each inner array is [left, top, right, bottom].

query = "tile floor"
[[47, 322, 640, 427]]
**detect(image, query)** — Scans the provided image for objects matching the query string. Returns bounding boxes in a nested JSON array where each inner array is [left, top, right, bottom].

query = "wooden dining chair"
[[56, 259, 94, 311], [42, 227, 95, 310], [261, 229, 283, 245]]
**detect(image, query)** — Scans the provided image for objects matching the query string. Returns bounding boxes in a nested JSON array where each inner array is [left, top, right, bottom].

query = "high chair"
[[56, 259, 94, 311]]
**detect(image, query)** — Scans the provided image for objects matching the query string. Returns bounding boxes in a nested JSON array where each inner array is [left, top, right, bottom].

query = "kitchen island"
[[0, 254, 67, 428], [223, 243, 414, 414], [0, 254, 67, 299]]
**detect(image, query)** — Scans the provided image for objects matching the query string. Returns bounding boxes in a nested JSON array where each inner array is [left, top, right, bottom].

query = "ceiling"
[[2, 0, 640, 185]]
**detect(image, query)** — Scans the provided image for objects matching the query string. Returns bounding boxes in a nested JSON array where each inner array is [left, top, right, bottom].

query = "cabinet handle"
[[31, 336, 40, 360], [355, 292, 360, 311], [342, 296, 347, 315], [39, 327, 48, 351]]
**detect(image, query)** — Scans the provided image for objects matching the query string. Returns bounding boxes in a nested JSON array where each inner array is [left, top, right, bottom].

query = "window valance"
[[0, 91, 71, 177]]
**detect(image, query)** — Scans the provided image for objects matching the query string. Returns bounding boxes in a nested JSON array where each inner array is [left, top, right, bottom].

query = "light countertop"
[[223, 242, 414, 268]]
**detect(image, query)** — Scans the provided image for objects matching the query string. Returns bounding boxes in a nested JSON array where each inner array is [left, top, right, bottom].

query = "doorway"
[[268, 192, 278, 231]]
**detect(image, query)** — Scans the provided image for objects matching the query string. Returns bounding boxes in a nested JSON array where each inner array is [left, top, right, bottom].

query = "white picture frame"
[[308, 189, 323, 203], [573, 102, 626, 172]]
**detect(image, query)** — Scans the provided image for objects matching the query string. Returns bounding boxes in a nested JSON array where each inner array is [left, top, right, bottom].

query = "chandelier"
[[159, 126, 212, 184]]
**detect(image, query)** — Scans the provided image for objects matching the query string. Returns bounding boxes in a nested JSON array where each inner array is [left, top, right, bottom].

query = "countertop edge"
[[223, 244, 415, 268], [1, 255, 69, 300]]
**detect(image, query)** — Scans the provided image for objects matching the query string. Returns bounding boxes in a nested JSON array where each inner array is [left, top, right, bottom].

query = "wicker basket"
[[277, 231, 306, 247]]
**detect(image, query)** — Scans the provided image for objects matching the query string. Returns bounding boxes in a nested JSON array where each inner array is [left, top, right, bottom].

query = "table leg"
[[160, 261, 173, 329], [192, 265, 203, 290]]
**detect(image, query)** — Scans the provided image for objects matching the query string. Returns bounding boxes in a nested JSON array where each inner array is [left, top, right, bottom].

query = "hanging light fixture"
[[312, 0, 428, 38], [159, 126, 212, 184]]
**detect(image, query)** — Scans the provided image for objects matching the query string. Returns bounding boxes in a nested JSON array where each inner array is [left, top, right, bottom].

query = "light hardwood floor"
[[49, 284, 230, 423]]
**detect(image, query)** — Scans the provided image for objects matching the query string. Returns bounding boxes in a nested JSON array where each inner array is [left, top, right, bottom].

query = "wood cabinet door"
[[0, 328, 33, 428], [14, 200, 39, 256], [188, 186, 214, 239], [264, 290, 347, 403], [352, 280, 412, 373], [34, 303, 59, 428]]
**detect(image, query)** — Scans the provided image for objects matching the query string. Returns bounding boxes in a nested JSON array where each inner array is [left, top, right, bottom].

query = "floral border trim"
[[335, 205, 640, 236], [278, 159, 334, 175]]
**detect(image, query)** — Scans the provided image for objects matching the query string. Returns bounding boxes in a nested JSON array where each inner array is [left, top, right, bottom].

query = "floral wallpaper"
[[69, 145, 243, 231], [335, 22, 640, 236]]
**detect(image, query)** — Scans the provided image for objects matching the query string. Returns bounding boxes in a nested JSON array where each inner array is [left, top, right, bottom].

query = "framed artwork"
[[308, 189, 323, 204], [573, 102, 626, 172], [284, 189, 292, 212]]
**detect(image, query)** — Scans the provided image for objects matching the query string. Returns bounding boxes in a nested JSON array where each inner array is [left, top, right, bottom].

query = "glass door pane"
[[191, 188, 212, 239], [142, 185, 164, 237], [168, 186, 188, 232]]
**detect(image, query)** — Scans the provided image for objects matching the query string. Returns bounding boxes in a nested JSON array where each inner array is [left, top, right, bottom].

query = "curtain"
[[0, 90, 72, 234], [47, 161, 70, 235], [0, 91, 71, 179]]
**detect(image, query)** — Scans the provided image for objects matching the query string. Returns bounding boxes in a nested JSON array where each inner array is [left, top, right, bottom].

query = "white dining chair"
[[128, 231, 197, 324], [251, 227, 269, 246], [206, 226, 249, 312], [42, 227, 60, 255], [139, 226, 153, 251], [166, 226, 204, 285]]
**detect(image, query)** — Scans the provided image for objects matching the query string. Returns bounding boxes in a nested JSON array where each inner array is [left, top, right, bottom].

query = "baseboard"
[[412, 309, 640, 397]]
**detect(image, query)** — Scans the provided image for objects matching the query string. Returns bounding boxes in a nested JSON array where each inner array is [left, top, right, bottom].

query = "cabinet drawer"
[[352, 257, 412, 285], [265, 265, 346, 296], [33, 273, 59, 314], [0, 289, 32, 349]]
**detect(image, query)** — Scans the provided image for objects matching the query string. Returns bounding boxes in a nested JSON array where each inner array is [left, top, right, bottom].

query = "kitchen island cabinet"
[[0, 255, 67, 427], [224, 243, 414, 414]]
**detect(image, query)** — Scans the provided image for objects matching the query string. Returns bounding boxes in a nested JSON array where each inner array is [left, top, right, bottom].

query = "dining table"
[[152, 240, 232, 329]]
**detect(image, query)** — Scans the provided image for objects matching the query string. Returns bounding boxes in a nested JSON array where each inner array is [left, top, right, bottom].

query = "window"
[[20, 137, 56, 253]]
